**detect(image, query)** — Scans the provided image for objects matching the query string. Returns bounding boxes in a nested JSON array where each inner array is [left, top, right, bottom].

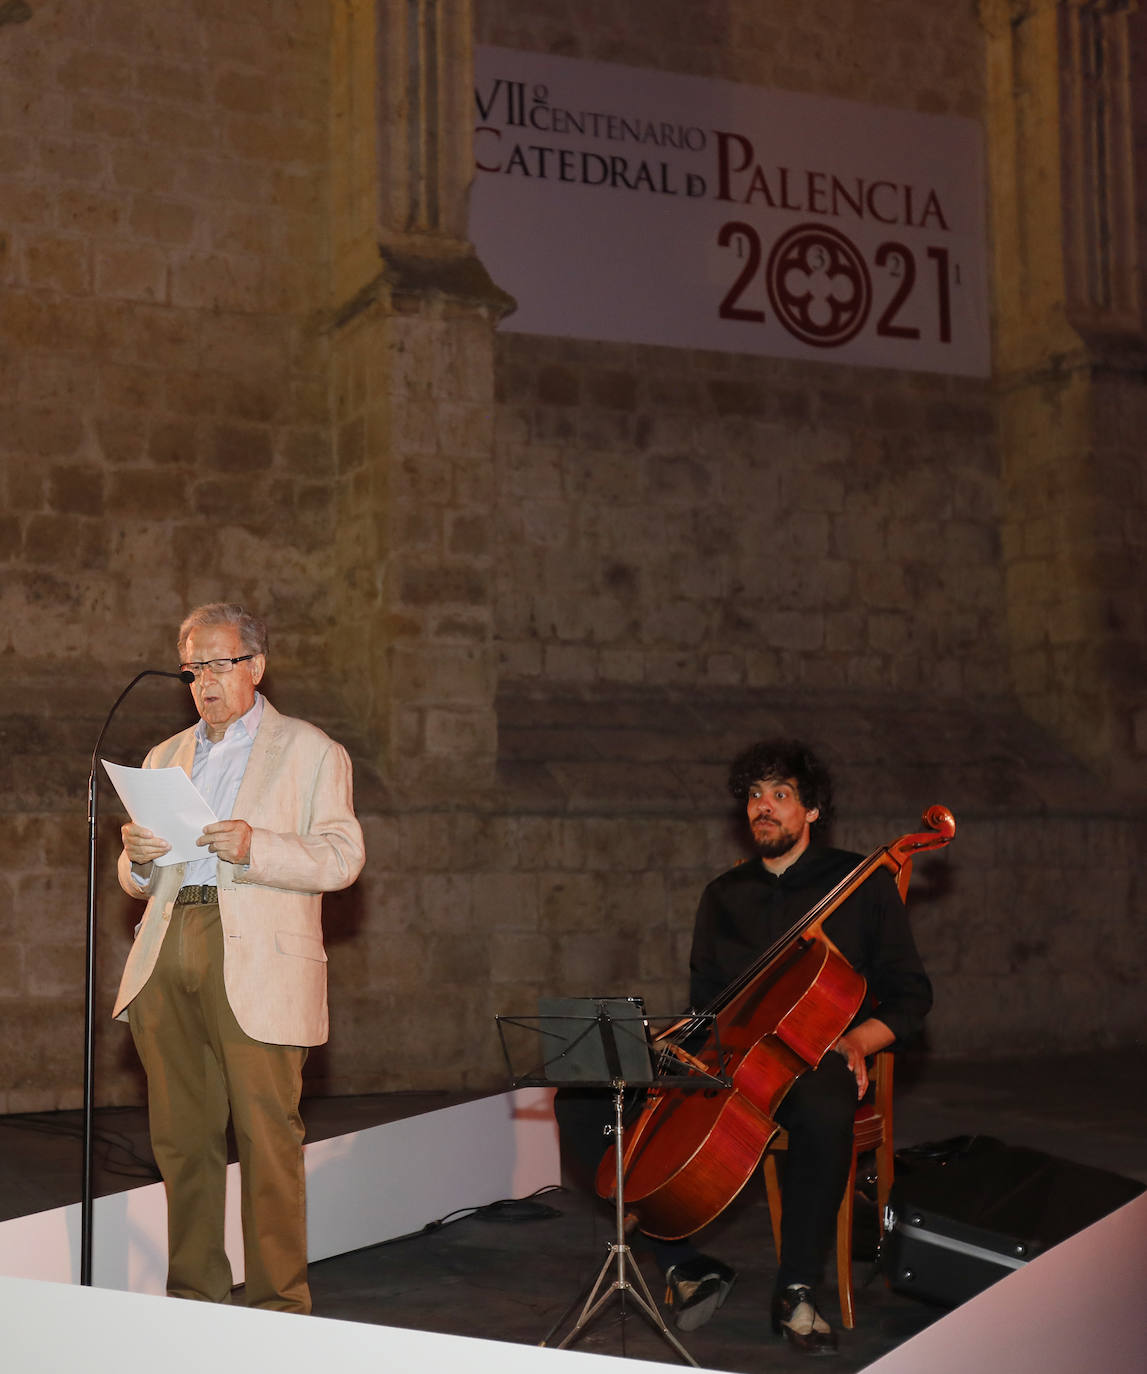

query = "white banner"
[[470, 48, 989, 377]]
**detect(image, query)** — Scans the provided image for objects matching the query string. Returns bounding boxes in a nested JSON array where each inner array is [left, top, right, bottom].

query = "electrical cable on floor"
[[0, 1114, 566, 1235], [369, 1184, 566, 1249]]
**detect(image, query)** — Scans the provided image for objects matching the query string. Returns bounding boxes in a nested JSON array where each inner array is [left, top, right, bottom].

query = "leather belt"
[[175, 884, 219, 905]]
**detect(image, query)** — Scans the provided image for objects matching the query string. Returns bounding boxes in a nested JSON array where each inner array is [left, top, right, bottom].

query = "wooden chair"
[[761, 1048, 894, 1328]]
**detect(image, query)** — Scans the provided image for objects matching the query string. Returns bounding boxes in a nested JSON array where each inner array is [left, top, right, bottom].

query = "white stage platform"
[[3, 1087, 1146, 1373], [2, 1273, 690, 1374], [865, 1188, 1147, 1373], [0, 1087, 560, 1291]]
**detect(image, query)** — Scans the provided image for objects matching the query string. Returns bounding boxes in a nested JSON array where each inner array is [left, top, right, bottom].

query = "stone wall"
[[0, 0, 336, 675], [983, 0, 1147, 797], [0, 0, 339, 1112], [492, 339, 1003, 697], [315, 689, 1147, 1096], [6, 689, 1144, 1112], [476, 0, 984, 115], [0, 0, 1144, 1114]]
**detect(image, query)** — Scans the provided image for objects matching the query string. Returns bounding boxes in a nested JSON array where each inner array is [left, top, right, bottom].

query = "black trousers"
[[771, 1051, 857, 1289], [554, 1051, 857, 1291]]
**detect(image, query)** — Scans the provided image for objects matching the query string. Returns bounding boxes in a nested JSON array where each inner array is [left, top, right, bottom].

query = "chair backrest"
[[871, 1046, 894, 1115]]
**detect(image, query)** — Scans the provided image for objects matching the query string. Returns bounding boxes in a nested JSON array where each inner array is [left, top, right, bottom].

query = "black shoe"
[[664, 1255, 737, 1332], [771, 1284, 838, 1354]]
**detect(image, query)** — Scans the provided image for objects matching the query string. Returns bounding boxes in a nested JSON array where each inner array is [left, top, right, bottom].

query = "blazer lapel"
[[171, 730, 197, 778], [233, 698, 284, 821]]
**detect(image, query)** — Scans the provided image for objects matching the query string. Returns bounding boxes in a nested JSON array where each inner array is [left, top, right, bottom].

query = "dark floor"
[[3, 1050, 1145, 1373]]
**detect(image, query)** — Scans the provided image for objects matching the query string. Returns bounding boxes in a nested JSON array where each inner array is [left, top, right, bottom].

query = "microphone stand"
[[81, 668, 192, 1286]]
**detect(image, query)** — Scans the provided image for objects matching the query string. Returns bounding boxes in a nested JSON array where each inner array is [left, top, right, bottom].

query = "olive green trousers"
[[129, 900, 310, 1312]]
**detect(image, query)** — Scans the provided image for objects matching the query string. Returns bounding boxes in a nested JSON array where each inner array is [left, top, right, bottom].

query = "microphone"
[[91, 670, 193, 768], [136, 667, 196, 684]]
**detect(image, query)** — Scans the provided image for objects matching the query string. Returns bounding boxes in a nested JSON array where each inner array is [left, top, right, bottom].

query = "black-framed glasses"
[[179, 655, 256, 678]]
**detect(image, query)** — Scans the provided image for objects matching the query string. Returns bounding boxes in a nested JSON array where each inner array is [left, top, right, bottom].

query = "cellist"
[[651, 739, 933, 1352]]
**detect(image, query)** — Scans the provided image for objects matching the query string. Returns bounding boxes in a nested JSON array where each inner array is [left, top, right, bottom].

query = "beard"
[[751, 819, 803, 859]]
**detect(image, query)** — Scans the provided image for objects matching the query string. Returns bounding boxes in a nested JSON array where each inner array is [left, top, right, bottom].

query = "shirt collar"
[[759, 841, 825, 886], [194, 690, 264, 746]]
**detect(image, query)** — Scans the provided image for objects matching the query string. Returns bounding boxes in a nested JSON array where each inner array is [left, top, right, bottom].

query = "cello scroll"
[[881, 804, 955, 901]]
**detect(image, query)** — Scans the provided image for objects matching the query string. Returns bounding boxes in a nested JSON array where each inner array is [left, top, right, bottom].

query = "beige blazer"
[[113, 700, 365, 1046]]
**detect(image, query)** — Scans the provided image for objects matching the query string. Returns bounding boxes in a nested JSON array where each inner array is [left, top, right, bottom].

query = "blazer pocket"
[[275, 930, 328, 962]]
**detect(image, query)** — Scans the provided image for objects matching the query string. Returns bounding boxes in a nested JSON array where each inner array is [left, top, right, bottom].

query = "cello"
[[595, 805, 955, 1239]]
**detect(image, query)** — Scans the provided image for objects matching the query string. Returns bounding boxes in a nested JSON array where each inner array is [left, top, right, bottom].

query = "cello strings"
[[663, 846, 891, 1051], [658, 815, 952, 1064]]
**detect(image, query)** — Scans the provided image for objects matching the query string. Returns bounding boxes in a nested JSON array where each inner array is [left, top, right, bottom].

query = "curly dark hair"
[[726, 738, 834, 832]]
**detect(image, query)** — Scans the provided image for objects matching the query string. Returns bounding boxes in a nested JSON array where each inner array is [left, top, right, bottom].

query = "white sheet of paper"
[[101, 761, 218, 867]]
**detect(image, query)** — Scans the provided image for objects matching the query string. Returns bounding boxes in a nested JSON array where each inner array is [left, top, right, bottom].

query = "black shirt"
[[688, 843, 933, 1045]]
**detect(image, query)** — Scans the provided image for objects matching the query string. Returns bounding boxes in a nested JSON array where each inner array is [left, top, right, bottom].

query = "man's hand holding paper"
[[102, 760, 218, 867], [122, 822, 172, 866], [197, 818, 253, 865]]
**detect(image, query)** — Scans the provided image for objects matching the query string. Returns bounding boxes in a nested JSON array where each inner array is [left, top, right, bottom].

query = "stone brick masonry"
[[0, 0, 1143, 1114]]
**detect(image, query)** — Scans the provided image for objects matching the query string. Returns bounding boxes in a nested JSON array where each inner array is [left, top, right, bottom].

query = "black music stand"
[[495, 997, 729, 1367]]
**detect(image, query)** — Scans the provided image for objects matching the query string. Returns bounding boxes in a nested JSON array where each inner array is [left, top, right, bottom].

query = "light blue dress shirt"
[[129, 693, 266, 892], [178, 692, 265, 887]]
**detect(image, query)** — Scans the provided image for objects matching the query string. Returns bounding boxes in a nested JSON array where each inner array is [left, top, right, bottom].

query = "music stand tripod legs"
[[542, 1082, 699, 1367]]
